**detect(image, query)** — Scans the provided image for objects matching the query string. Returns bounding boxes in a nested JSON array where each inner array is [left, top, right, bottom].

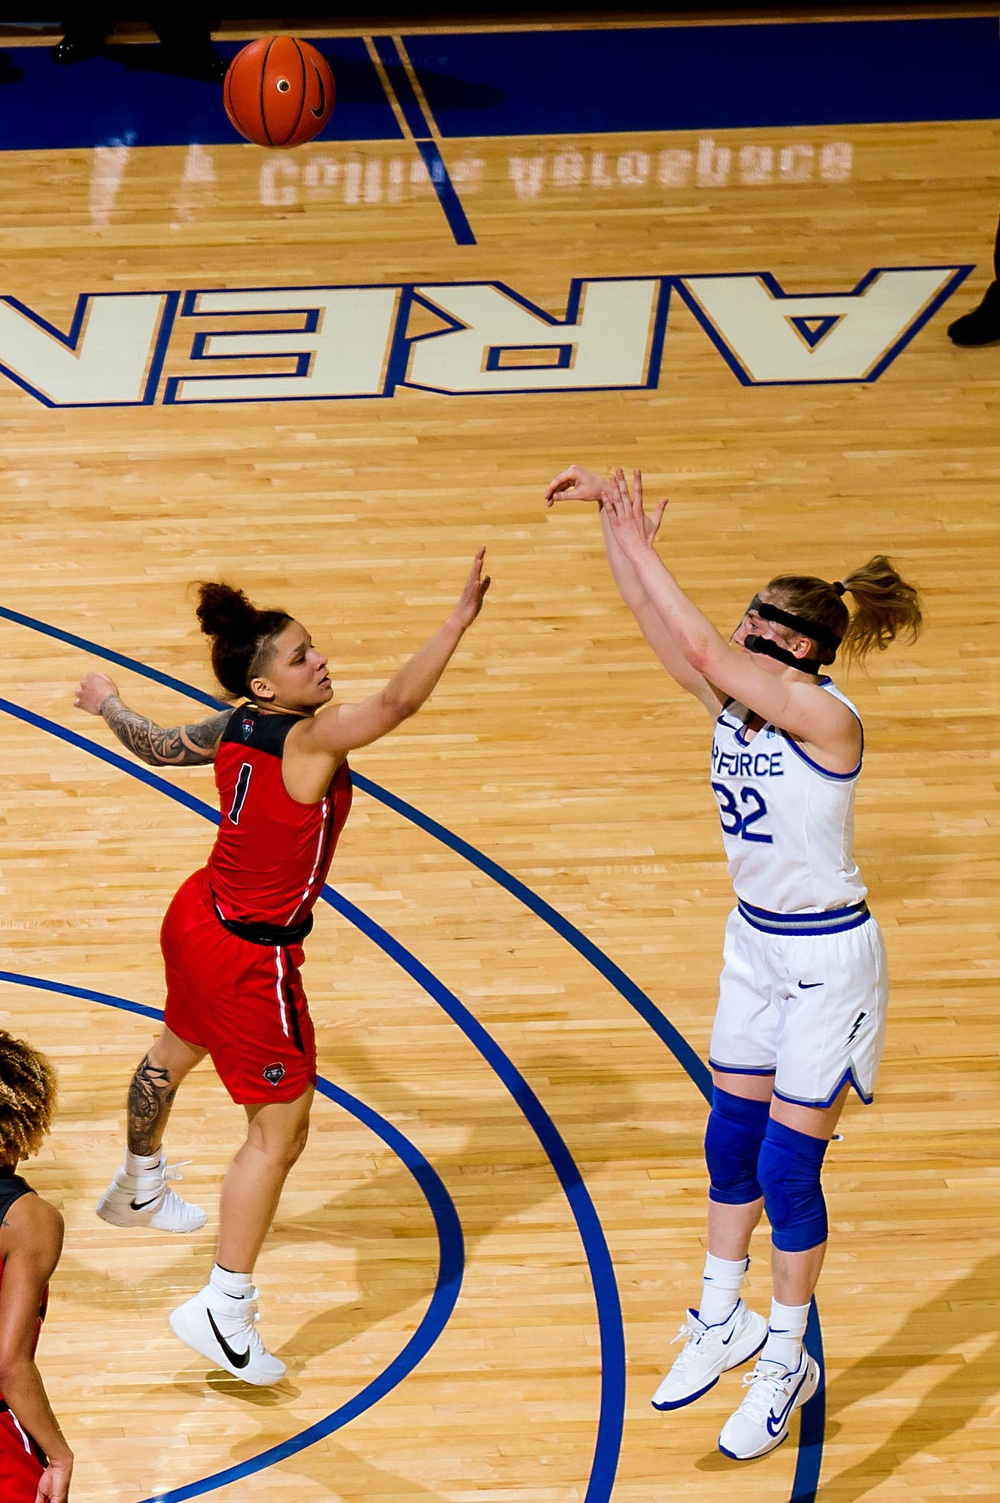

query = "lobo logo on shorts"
[[262, 1062, 286, 1086]]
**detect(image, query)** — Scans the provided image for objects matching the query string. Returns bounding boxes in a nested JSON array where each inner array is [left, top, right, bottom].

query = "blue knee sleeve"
[[704, 1088, 770, 1205], [758, 1118, 829, 1253]]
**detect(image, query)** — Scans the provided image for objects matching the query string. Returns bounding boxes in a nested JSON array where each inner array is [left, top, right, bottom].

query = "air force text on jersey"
[[712, 745, 784, 781], [0, 265, 971, 408]]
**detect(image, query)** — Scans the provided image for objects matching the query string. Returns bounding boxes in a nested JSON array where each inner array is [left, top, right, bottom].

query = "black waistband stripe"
[[213, 896, 314, 947]]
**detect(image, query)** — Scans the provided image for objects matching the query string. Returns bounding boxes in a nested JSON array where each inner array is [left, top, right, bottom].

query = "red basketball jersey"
[[207, 706, 352, 927]]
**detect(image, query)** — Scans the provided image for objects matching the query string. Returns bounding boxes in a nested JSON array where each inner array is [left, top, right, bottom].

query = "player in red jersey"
[[75, 550, 489, 1384], [0, 1030, 72, 1503]]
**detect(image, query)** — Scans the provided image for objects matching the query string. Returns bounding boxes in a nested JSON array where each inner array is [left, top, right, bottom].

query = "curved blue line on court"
[[0, 694, 625, 1503], [0, 607, 825, 1500], [0, 969, 464, 1503]]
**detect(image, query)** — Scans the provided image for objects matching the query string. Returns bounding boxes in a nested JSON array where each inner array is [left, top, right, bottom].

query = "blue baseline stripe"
[[0, 698, 625, 1503], [0, 970, 463, 1503], [415, 139, 477, 246], [371, 35, 476, 246], [373, 35, 431, 136], [0, 611, 823, 1501]]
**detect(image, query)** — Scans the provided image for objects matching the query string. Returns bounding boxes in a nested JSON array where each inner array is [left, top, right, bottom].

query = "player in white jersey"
[[545, 463, 922, 1461]]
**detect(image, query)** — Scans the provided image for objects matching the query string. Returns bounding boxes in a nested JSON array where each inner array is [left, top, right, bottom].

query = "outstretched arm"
[[546, 464, 723, 713], [600, 470, 858, 753], [299, 548, 491, 760], [75, 673, 229, 766]]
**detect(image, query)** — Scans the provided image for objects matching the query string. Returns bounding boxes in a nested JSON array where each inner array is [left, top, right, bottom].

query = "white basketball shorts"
[[708, 899, 888, 1107]]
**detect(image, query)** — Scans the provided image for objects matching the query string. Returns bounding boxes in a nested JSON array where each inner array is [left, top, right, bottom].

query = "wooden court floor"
[[0, 8, 997, 1501]]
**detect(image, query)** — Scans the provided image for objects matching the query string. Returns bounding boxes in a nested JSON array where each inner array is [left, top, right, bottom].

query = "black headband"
[[748, 594, 842, 652], [743, 634, 823, 674]]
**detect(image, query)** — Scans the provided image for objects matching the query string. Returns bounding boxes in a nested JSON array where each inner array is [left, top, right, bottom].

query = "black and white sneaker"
[[96, 1155, 207, 1233], [169, 1284, 286, 1385]]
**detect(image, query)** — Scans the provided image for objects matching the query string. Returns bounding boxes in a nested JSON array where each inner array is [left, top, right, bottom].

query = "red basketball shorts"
[[0, 1407, 46, 1502], [161, 868, 317, 1106]]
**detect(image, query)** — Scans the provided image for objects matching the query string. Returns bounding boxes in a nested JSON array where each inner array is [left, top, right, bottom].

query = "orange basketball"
[[224, 35, 335, 148]]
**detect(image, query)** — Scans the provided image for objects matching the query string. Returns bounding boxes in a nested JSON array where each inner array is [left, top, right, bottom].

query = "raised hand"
[[602, 468, 668, 554], [543, 464, 609, 507], [451, 547, 491, 631]]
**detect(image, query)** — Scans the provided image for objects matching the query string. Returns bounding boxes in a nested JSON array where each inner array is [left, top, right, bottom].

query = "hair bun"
[[195, 582, 258, 641]]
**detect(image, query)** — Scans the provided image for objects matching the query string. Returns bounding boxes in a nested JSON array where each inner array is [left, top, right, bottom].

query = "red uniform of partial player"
[[162, 706, 353, 1104], [0, 1172, 48, 1503]]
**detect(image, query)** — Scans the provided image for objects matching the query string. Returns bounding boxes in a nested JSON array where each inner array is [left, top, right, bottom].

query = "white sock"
[[125, 1149, 163, 1177], [697, 1253, 749, 1326], [210, 1264, 253, 1301], [760, 1298, 810, 1370]]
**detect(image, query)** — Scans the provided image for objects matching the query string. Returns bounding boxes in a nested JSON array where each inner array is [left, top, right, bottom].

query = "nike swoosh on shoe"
[[765, 1371, 808, 1436], [207, 1309, 251, 1369], [130, 1194, 162, 1211]]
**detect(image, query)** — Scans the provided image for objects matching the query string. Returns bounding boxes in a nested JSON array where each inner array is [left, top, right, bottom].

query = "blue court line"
[[372, 34, 476, 246], [0, 604, 708, 1097], [0, 695, 625, 1503], [0, 969, 464, 1503], [0, 607, 825, 1499]]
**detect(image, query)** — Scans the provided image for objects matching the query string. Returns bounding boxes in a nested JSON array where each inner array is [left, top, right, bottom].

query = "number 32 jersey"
[[710, 680, 866, 915]]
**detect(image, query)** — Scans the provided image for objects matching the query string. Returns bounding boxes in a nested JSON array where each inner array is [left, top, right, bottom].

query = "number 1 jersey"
[[208, 705, 353, 928]]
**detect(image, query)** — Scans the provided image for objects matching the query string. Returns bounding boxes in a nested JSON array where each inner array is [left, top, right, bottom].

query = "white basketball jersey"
[[709, 680, 867, 914]]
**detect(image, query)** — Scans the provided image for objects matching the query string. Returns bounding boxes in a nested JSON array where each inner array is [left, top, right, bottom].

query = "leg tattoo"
[[127, 1053, 178, 1157]]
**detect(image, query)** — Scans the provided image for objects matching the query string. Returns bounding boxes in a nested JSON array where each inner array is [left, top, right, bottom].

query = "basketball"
[[223, 35, 335, 148]]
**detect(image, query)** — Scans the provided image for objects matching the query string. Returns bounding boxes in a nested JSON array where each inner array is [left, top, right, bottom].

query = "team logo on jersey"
[[262, 1062, 286, 1085], [241, 714, 254, 741]]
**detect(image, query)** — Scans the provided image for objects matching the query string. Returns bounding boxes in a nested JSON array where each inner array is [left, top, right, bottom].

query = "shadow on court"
[[814, 1252, 1000, 1499], [270, 1030, 699, 1361]]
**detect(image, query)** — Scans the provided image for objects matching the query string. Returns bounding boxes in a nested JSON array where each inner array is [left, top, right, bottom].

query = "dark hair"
[[0, 1030, 57, 1162], [195, 582, 291, 700], [766, 555, 922, 667]]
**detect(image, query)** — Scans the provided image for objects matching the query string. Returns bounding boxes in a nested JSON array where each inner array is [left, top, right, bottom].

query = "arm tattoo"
[[126, 1053, 178, 1158], [101, 699, 229, 767]]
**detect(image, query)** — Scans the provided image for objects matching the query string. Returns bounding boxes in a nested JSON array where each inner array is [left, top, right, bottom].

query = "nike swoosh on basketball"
[[207, 1309, 251, 1369], [310, 64, 326, 118]]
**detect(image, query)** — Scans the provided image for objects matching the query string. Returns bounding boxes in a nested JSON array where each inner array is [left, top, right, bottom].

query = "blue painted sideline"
[[0, 695, 626, 1503], [372, 34, 476, 246], [0, 969, 464, 1503], [0, 607, 825, 1499]]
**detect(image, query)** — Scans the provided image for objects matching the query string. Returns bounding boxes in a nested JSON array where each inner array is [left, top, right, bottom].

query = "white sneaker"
[[718, 1349, 821, 1459], [651, 1300, 767, 1410], [95, 1155, 207, 1233], [169, 1284, 286, 1386]]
